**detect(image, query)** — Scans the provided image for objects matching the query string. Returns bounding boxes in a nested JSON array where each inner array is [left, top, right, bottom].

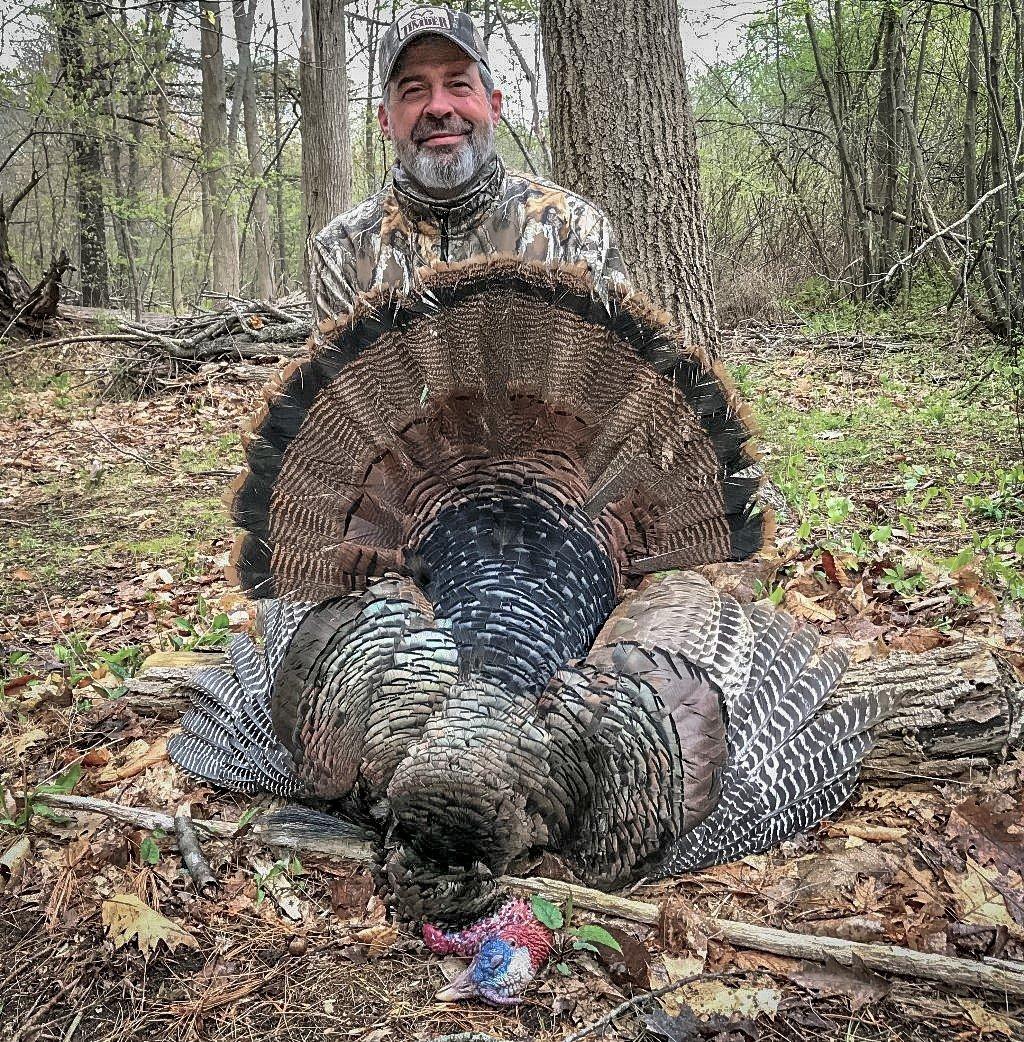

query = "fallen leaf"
[[888, 627, 949, 654], [683, 977, 781, 1020], [102, 893, 198, 959], [944, 858, 1018, 930], [821, 550, 852, 587], [785, 589, 836, 622], [642, 1006, 703, 1042], [952, 567, 1000, 609], [594, 925, 651, 991], [957, 998, 1019, 1037], [11, 566, 33, 581], [947, 797, 1024, 874], [353, 922, 398, 958], [96, 735, 169, 785], [10, 727, 47, 756], [790, 955, 890, 1009]]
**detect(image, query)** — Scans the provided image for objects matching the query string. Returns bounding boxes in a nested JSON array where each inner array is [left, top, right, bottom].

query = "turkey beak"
[[435, 966, 478, 1002]]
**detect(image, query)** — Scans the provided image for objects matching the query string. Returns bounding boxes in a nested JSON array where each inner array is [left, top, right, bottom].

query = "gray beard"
[[395, 120, 496, 195]]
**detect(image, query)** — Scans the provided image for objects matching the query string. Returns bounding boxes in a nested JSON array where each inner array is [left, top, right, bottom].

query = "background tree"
[[53, 0, 109, 307], [199, 0, 241, 297], [299, 0, 353, 290], [540, 0, 718, 352]]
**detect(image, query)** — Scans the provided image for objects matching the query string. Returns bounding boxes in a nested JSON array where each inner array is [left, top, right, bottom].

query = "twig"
[[565, 972, 737, 1042], [174, 801, 219, 896]]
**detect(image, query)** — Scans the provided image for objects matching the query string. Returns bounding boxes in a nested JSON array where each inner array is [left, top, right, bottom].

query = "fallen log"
[[128, 638, 1024, 782], [27, 792, 1024, 1000]]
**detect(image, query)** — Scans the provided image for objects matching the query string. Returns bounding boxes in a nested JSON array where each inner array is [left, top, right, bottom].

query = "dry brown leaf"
[[9, 726, 47, 756], [887, 627, 949, 653], [11, 566, 33, 581], [943, 858, 1019, 931], [790, 955, 890, 1009], [666, 975, 781, 1019], [102, 893, 198, 959], [957, 999, 1020, 1037], [952, 567, 1000, 609], [96, 735, 169, 785], [785, 589, 836, 622], [352, 922, 398, 958], [947, 796, 1024, 874]]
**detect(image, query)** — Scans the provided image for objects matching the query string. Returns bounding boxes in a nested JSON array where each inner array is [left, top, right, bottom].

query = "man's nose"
[[423, 87, 456, 120]]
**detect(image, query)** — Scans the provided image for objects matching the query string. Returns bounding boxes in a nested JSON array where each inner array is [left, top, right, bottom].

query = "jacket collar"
[[392, 156, 506, 232]]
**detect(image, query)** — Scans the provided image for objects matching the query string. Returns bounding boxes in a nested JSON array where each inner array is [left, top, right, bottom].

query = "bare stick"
[[174, 801, 219, 896], [510, 877, 1024, 999], [33, 793, 375, 861]]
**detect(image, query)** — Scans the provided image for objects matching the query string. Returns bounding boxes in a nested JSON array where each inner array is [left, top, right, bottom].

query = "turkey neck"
[[411, 480, 619, 695]]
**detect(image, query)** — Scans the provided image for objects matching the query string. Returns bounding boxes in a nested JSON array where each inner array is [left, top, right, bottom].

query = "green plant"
[[0, 764, 81, 831], [530, 893, 621, 977], [254, 855, 305, 905]]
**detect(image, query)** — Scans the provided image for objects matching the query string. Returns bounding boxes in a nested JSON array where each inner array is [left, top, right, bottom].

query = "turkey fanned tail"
[[663, 595, 892, 873], [168, 600, 314, 796]]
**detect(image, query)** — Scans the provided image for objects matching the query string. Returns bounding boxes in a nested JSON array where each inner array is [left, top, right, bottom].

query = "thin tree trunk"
[[804, 8, 876, 300], [54, 0, 110, 307], [299, 0, 353, 291], [540, 0, 718, 353], [200, 0, 241, 298], [270, 0, 288, 291], [233, 0, 275, 300]]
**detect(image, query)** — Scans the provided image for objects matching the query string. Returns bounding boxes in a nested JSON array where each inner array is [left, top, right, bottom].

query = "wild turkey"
[[169, 259, 890, 1003]]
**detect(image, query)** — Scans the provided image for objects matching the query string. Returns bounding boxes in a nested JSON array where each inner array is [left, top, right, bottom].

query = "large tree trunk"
[[299, 0, 353, 291], [199, 0, 241, 298], [53, 0, 110, 307], [539, 0, 717, 353], [233, 0, 275, 301]]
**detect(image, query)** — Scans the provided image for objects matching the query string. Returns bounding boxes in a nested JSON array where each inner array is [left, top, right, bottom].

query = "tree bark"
[[53, 0, 110, 307], [299, 0, 353, 291], [832, 641, 1023, 781], [233, 0, 275, 300], [199, 0, 241, 298], [539, 0, 718, 353]]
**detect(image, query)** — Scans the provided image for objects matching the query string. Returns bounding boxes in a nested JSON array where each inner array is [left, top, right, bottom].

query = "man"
[[311, 5, 630, 326]]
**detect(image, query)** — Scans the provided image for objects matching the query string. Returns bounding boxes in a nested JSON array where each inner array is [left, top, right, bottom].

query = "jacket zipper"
[[439, 216, 449, 262]]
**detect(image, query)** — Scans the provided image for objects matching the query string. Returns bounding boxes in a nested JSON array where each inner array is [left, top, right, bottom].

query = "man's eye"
[[402, 84, 426, 99]]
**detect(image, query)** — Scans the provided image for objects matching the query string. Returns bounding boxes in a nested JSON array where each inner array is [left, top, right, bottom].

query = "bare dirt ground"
[[1, 319, 1022, 1041]]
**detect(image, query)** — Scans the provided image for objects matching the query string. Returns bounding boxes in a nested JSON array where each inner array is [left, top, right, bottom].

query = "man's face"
[[379, 36, 502, 195]]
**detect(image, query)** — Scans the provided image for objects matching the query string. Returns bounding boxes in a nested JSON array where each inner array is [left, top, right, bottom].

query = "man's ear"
[[490, 89, 503, 126], [378, 101, 391, 139]]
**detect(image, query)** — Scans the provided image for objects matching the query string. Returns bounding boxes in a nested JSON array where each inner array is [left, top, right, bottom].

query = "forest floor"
[[1, 307, 1023, 1041]]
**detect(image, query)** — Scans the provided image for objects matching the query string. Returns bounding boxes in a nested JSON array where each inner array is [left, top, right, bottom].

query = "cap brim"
[[381, 29, 486, 89]]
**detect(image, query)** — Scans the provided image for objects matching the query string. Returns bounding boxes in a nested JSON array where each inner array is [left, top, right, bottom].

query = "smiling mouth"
[[418, 132, 468, 147]]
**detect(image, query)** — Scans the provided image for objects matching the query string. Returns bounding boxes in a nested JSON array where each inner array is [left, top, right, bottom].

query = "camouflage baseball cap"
[[378, 6, 489, 89]]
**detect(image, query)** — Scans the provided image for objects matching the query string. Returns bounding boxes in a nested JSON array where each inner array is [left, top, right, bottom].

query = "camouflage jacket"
[[311, 157, 630, 325]]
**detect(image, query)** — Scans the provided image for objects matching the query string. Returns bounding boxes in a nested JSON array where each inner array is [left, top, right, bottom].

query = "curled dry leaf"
[[352, 922, 398, 959], [102, 893, 198, 959]]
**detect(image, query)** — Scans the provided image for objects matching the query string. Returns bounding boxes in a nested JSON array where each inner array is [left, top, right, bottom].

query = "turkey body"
[[169, 260, 889, 927]]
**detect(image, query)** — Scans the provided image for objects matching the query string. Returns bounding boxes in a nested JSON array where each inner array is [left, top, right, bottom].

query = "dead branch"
[[174, 801, 218, 895]]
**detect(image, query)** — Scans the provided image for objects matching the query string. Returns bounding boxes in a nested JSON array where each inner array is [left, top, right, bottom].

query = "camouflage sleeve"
[[310, 227, 358, 326], [569, 203, 632, 293]]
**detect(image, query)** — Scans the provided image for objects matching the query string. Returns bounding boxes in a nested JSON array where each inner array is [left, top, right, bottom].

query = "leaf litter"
[[1, 332, 1023, 1040]]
